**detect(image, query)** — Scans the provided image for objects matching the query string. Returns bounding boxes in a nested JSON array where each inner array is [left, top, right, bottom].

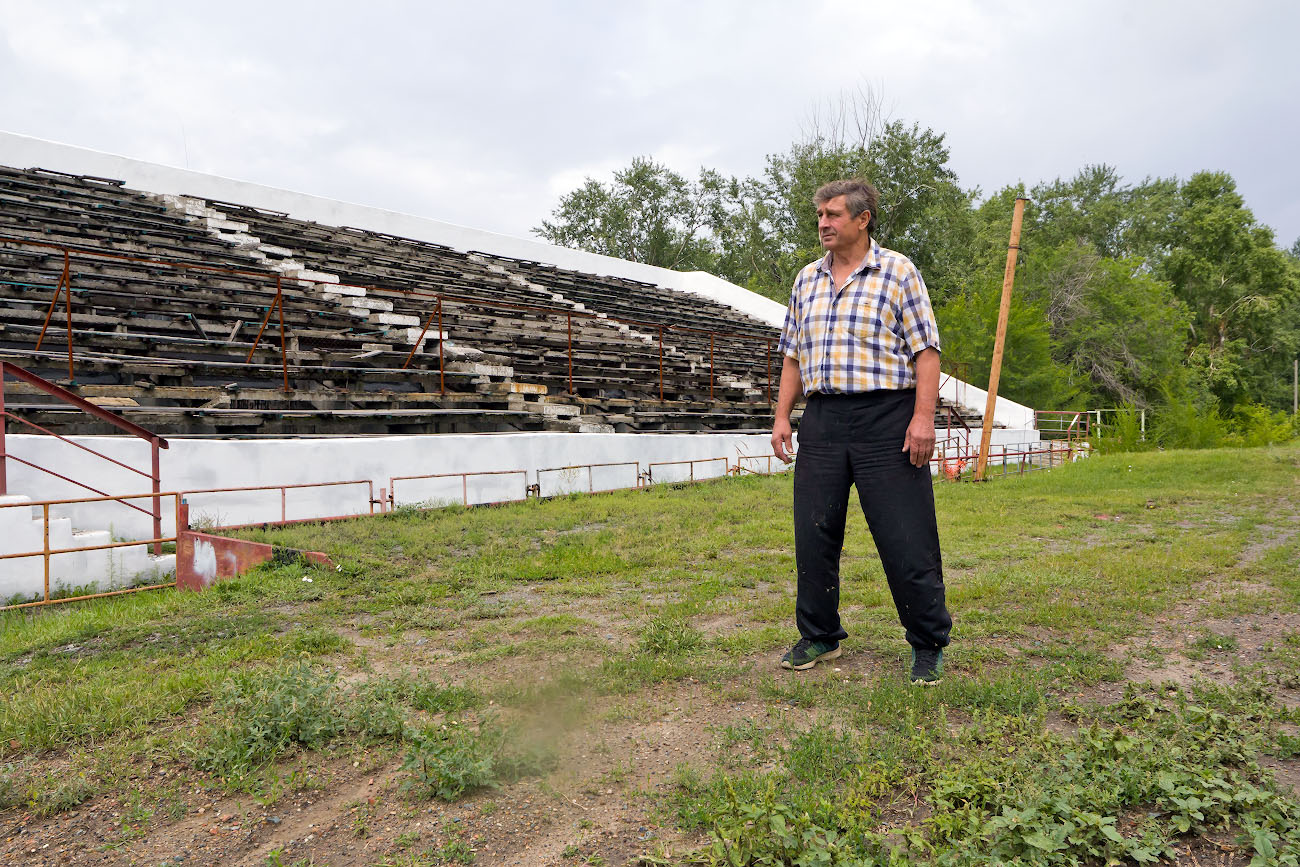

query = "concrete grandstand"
[[0, 132, 1046, 604]]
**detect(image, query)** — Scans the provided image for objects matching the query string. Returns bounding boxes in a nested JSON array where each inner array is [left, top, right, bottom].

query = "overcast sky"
[[2, 1, 1298, 249]]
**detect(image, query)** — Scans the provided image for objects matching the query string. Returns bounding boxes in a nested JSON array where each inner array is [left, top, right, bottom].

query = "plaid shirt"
[[777, 239, 941, 395]]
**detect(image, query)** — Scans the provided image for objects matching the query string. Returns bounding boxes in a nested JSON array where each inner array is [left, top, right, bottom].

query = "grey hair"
[[813, 179, 879, 235]]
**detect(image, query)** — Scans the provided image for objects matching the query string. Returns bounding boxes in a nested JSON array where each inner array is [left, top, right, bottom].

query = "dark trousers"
[[793, 390, 952, 650]]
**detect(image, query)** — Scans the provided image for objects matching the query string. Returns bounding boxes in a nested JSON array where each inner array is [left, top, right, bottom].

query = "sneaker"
[[780, 638, 841, 671], [910, 647, 943, 685]]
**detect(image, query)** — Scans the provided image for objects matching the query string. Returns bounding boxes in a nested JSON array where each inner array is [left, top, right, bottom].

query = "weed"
[[400, 718, 554, 801], [436, 838, 476, 863], [194, 661, 344, 779], [1189, 629, 1240, 657], [637, 616, 703, 658]]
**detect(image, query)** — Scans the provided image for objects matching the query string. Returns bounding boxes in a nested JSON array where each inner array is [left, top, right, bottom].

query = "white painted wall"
[[1, 424, 1053, 596], [1, 431, 787, 538], [1, 424, 1045, 534]]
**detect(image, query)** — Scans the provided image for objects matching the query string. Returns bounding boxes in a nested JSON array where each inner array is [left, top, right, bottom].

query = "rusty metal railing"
[[535, 461, 642, 497], [388, 469, 529, 510], [0, 490, 182, 611], [735, 454, 790, 475], [1036, 410, 1091, 444], [179, 479, 376, 530], [643, 456, 731, 486], [1, 360, 168, 553]]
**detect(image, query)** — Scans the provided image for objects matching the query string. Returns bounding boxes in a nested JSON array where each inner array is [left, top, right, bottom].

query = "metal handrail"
[[0, 490, 183, 611], [388, 470, 528, 509], [1, 360, 168, 551]]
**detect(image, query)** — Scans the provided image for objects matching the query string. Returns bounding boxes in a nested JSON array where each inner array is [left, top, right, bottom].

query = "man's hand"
[[902, 415, 935, 468], [772, 416, 795, 464]]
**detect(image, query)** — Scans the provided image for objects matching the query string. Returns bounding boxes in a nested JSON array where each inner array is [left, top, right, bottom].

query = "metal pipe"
[[245, 295, 277, 364], [0, 535, 179, 561], [0, 361, 171, 445], [42, 503, 50, 604], [709, 332, 714, 402], [0, 371, 6, 496], [404, 306, 439, 369], [766, 340, 772, 404], [151, 437, 162, 556], [567, 312, 573, 395], [1, 409, 154, 478], [4, 452, 157, 519], [658, 326, 664, 401], [437, 298, 445, 396], [34, 251, 69, 354], [62, 251, 75, 382], [276, 280, 289, 392], [2, 582, 176, 611]]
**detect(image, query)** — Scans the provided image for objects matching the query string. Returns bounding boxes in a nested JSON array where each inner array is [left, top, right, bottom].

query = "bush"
[[1090, 405, 1151, 453], [195, 662, 345, 777], [1225, 404, 1297, 447], [400, 718, 555, 801]]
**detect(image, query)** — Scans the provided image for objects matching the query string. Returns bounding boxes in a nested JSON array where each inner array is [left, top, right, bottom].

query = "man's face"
[[817, 195, 870, 255]]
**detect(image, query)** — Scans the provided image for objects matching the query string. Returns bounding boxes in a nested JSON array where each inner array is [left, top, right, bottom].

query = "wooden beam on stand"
[[975, 197, 1028, 482]]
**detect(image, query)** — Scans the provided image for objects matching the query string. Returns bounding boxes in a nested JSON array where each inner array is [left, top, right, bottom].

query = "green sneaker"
[[780, 639, 841, 670], [910, 647, 943, 685]]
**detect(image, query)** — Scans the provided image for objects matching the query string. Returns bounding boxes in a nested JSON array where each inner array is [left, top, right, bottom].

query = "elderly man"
[[771, 178, 952, 684]]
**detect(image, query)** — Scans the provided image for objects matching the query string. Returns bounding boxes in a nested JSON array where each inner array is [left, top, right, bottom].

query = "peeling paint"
[[193, 539, 217, 588]]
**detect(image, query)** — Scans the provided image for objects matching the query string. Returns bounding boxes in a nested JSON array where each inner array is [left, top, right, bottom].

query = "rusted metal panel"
[[176, 530, 332, 592]]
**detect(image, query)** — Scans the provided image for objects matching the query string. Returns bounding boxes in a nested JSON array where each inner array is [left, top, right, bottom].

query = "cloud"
[[0, 0, 1297, 244]]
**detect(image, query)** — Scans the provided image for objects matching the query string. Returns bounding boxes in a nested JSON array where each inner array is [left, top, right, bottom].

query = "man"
[[771, 178, 952, 685]]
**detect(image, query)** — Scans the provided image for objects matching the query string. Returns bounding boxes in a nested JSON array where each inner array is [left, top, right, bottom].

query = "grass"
[[0, 444, 1298, 863]]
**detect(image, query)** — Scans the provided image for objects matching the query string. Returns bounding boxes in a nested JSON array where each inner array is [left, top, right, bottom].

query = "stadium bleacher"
[[0, 163, 978, 437]]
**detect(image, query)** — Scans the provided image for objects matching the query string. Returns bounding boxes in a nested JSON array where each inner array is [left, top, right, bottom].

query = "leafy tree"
[[1157, 172, 1300, 409], [936, 278, 1077, 411], [533, 156, 727, 271], [740, 116, 974, 303], [1027, 165, 1177, 262], [1019, 243, 1190, 408]]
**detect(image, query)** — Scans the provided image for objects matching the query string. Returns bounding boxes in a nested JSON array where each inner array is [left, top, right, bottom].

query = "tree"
[[936, 279, 1078, 411], [1019, 242, 1189, 408], [1157, 172, 1300, 409], [533, 156, 727, 272], [742, 110, 974, 304]]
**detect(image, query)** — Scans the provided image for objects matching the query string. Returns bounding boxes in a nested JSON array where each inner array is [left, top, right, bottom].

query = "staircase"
[[0, 493, 174, 603], [1, 361, 175, 607]]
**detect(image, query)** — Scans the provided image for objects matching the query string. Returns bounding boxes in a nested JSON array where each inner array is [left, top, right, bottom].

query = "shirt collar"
[[816, 238, 882, 279]]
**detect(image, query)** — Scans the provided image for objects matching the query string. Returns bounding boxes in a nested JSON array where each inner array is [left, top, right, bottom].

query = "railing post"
[[63, 250, 75, 382], [658, 326, 664, 401], [766, 340, 773, 405], [0, 365, 6, 496], [42, 502, 50, 604], [276, 278, 289, 393], [151, 437, 162, 556], [567, 312, 574, 395], [438, 298, 445, 396], [403, 306, 440, 370], [709, 332, 715, 402]]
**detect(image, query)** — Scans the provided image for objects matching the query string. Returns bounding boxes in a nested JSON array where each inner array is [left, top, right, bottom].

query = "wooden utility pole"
[[975, 197, 1028, 481]]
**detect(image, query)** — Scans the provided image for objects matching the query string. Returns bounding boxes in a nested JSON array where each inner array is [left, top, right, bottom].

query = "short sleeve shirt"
[[776, 239, 941, 395]]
